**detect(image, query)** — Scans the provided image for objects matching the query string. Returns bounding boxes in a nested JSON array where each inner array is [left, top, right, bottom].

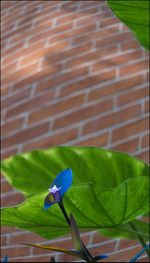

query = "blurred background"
[[1, 0, 149, 262]]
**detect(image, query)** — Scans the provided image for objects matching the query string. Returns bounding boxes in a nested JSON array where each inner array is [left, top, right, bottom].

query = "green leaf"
[[107, 0, 149, 50], [1, 147, 149, 241], [70, 214, 84, 252], [1, 147, 148, 197], [99, 219, 149, 240], [70, 214, 94, 262]]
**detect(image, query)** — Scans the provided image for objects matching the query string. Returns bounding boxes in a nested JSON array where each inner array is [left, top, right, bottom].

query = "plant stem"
[[129, 222, 149, 257], [58, 201, 95, 262], [58, 201, 70, 226]]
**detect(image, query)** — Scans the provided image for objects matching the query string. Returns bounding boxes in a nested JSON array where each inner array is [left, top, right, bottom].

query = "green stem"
[[129, 222, 149, 257]]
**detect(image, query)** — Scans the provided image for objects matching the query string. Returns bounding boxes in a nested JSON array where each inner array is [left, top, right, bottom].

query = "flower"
[[44, 168, 72, 209]]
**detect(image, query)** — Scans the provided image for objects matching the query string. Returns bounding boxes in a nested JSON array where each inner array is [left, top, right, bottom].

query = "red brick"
[[2, 41, 25, 57], [2, 62, 39, 86], [102, 246, 142, 262], [56, 7, 99, 24], [1, 111, 5, 123], [100, 17, 120, 28], [1, 87, 31, 109], [89, 240, 117, 257], [5, 91, 55, 120], [2, 123, 49, 148], [144, 100, 149, 113], [80, 233, 91, 246], [60, 69, 116, 97], [1, 180, 13, 193], [49, 24, 97, 45], [117, 86, 148, 106], [76, 133, 109, 147], [65, 46, 118, 69], [120, 59, 149, 76], [1, 235, 8, 246], [2, 19, 52, 45], [118, 239, 139, 250], [93, 50, 143, 73], [112, 138, 139, 153], [1, 193, 24, 207], [141, 134, 149, 148], [9, 232, 46, 245], [83, 104, 141, 136], [76, 13, 113, 27], [136, 151, 149, 163], [1, 118, 24, 136], [1, 147, 18, 160], [72, 25, 119, 46], [53, 99, 113, 130], [29, 23, 73, 44], [11, 255, 55, 262], [11, 21, 70, 46], [112, 117, 149, 143], [28, 94, 84, 125], [43, 43, 93, 68], [1, 85, 11, 97], [92, 232, 110, 244], [88, 75, 144, 101], [20, 40, 70, 66], [36, 67, 88, 93], [59, 252, 79, 262], [23, 128, 78, 151], [2, 21, 33, 41], [96, 32, 134, 48], [2, 61, 18, 77], [1, 227, 22, 235], [139, 257, 150, 262], [3, 41, 45, 66], [1, 246, 30, 258], [13, 64, 62, 91], [17, 6, 57, 27], [121, 40, 141, 51]]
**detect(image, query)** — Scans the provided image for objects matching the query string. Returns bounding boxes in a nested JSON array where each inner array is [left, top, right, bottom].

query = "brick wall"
[[1, 1, 149, 262]]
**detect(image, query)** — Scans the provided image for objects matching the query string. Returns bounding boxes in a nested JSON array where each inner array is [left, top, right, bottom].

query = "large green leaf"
[[107, 0, 149, 50], [1, 178, 149, 240], [1, 147, 148, 197], [1, 147, 149, 241]]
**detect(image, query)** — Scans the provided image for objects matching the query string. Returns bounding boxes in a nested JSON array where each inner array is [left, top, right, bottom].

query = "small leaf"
[[70, 214, 84, 252], [70, 214, 94, 262], [24, 243, 79, 258]]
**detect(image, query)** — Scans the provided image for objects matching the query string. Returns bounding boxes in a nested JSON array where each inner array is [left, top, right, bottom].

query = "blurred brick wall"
[[1, 1, 149, 262]]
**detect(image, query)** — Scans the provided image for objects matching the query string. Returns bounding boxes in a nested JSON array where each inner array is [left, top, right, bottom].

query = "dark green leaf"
[[107, 0, 149, 50]]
